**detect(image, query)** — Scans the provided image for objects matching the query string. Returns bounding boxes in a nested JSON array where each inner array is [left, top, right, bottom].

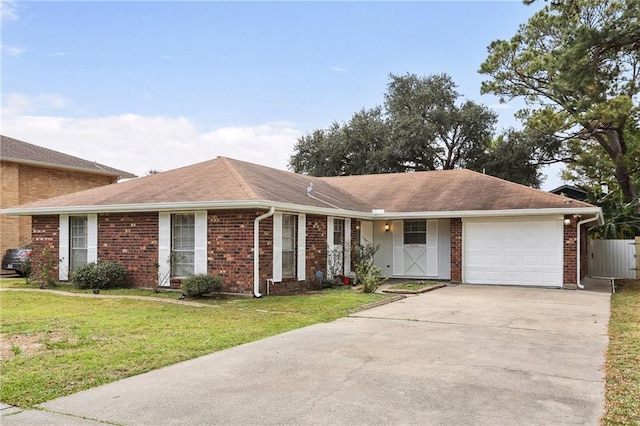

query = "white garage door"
[[464, 218, 563, 287]]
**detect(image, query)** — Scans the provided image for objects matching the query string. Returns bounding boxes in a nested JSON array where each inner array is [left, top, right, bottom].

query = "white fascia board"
[[370, 207, 604, 222], [1, 200, 367, 218], [2, 201, 604, 225]]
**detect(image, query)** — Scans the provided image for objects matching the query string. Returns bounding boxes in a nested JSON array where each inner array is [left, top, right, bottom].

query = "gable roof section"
[[321, 169, 594, 212], [0, 135, 136, 179], [3, 156, 598, 217]]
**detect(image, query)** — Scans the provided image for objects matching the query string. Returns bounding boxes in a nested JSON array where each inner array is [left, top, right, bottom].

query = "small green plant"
[[19, 255, 33, 281], [182, 274, 223, 297], [31, 246, 60, 288], [353, 239, 386, 293], [11, 345, 22, 356], [361, 265, 385, 293], [72, 261, 128, 290]]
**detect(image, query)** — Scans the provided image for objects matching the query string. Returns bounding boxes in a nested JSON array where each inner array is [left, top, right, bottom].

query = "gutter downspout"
[[576, 212, 601, 290], [254, 207, 275, 298]]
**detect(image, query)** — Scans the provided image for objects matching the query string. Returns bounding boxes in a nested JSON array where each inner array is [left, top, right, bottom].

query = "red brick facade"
[[450, 218, 462, 284], [29, 211, 586, 293], [99, 213, 159, 287], [29, 210, 338, 295], [562, 214, 588, 289]]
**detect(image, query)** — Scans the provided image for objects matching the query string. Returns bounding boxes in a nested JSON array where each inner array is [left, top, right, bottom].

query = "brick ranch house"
[[0, 135, 135, 255], [3, 157, 603, 296]]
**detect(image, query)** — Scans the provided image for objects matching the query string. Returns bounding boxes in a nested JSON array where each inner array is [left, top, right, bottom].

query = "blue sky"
[[1, 0, 564, 188]]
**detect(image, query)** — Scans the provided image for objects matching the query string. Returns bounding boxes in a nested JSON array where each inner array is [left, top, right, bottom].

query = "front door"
[[393, 220, 438, 277]]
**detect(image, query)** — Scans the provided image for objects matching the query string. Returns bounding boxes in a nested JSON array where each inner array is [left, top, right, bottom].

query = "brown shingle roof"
[[321, 169, 594, 212], [0, 135, 136, 179], [4, 156, 595, 214], [7, 157, 367, 211]]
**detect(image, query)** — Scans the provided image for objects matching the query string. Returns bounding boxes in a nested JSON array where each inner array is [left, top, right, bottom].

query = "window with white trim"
[[404, 220, 426, 245], [333, 218, 345, 246], [282, 214, 297, 278], [171, 213, 195, 277], [69, 216, 88, 273]]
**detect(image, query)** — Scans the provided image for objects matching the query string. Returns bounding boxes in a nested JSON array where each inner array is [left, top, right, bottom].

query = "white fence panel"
[[588, 239, 636, 279]]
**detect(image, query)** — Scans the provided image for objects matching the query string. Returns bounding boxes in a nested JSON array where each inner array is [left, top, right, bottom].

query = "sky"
[[1, 0, 565, 189]]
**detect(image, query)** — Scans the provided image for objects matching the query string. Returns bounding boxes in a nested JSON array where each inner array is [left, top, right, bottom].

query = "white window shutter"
[[194, 211, 208, 274], [59, 215, 69, 281], [272, 212, 283, 282], [426, 220, 439, 276], [158, 212, 171, 287], [392, 220, 404, 276], [344, 218, 351, 276], [361, 221, 373, 245], [326, 217, 334, 278], [87, 214, 98, 263], [297, 214, 306, 281]]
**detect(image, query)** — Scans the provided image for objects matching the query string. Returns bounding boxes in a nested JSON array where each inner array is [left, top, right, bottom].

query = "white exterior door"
[[463, 218, 563, 287]]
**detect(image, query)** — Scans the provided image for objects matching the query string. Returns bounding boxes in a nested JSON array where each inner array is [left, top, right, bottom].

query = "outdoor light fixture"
[[384, 223, 390, 232], [563, 218, 571, 226]]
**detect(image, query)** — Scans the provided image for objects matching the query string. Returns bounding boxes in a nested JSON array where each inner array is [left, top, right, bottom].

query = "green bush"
[[182, 274, 223, 297], [72, 261, 128, 290]]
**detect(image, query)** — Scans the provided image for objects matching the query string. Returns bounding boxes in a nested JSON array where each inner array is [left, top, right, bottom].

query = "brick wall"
[[450, 218, 462, 283], [29, 209, 332, 296], [1, 160, 117, 255], [30, 215, 60, 279], [99, 213, 159, 287], [208, 210, 260, 293], [1, 162, 21, 252], [563, 215, 578, 289]]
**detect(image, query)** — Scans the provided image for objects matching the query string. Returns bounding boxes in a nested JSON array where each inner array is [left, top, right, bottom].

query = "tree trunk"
[[614, 161, 637, 203]]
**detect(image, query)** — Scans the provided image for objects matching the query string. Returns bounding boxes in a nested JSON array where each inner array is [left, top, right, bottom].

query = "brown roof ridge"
[[218, 157, 259, 199]]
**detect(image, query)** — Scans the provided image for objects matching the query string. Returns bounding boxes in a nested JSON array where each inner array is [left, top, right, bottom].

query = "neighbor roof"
[[0, 135, 136, 179], [3, 156, 598, 217]]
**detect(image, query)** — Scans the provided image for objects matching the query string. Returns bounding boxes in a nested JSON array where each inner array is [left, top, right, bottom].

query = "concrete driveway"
[[4, 285, 610, 425]]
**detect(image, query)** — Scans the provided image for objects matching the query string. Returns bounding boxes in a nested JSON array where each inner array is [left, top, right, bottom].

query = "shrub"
[[360, 264, 385, 294], [72, 261, 128, 290], [31, 246, 59, 288], [182, 274, 223, 297]]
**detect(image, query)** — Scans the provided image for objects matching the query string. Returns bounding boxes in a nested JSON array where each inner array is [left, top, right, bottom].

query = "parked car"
[[2, 246, 32, 276]]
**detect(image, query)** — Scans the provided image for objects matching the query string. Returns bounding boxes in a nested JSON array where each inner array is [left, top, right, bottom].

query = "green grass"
[[603, 279, 640, 425], [0, 285, 389, 407], [387, 281, 441, 291]]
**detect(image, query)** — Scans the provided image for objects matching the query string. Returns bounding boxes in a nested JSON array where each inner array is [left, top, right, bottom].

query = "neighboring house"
[[0, 135, 136, 255], [549, 185, 588, 202], [3, 157, 603, 295]]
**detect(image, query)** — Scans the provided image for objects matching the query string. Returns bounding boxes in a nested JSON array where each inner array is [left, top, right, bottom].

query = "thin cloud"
[[46, 51, 71, 57], [1, 44, 26, 56], [2, 92, 72, 116], [332, 67, 348, 72], [0, 0, 19, 21], [1, 113, 302, 177]]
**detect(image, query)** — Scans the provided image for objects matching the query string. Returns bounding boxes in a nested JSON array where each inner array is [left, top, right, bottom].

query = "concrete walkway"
[[3, 285, 610, 425]]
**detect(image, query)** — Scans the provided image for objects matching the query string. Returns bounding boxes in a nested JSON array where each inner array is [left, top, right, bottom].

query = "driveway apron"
[[5, 285, 610, 425]]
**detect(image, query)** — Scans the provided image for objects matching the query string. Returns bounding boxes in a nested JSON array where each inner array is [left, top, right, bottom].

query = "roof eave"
[[372, 206, 604, 224], [1, 157, 137, 179], [2, 202, 604, 225], [1, 200, 367, 218]]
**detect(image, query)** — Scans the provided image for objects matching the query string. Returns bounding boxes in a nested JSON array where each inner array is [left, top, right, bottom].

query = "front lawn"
[[602, 279, 640, 425], [0, 285, 389, 407], [387, 281, 442, 291]]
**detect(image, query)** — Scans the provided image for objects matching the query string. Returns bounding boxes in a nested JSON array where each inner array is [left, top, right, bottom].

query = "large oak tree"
[[290, 73, 543, 185]]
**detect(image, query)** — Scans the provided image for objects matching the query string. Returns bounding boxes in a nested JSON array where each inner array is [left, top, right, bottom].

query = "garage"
[[463, 217, 563, 287]]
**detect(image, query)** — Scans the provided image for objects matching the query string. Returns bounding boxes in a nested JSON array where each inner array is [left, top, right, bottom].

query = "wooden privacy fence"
[[588, 238, 638, 279]]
